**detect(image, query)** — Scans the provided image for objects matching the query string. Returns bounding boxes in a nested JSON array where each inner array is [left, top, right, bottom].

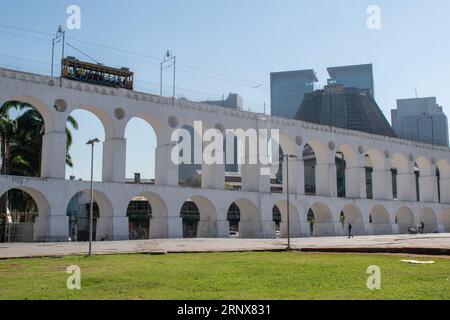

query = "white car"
[[229, 231, 239, 238]]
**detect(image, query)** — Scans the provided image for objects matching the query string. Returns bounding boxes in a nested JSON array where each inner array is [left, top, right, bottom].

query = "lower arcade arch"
[[307, 202, 334, 237], [0, 187, 48, 242], [340, 204, 365, 235], [370, 206, 392, 235], [396, 207, 415, 234]]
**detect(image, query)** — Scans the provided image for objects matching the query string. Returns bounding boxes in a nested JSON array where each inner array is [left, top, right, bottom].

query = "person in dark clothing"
[[419, 221, 425, 234], [348, 222, 354, 238]]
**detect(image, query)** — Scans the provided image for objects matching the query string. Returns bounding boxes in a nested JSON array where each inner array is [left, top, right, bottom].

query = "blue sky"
[[1, 0, 449, 181]]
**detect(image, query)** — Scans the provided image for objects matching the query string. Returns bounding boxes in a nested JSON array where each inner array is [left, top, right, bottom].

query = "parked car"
[[229, 231, 239, 238]]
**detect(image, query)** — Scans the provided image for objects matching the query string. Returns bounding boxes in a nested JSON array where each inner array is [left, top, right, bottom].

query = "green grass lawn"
[[0, 252, 449, 300]]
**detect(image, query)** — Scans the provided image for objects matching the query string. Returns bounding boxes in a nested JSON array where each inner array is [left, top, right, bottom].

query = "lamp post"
[[86, 138, 100, 256], [284, 154, 297, 250]]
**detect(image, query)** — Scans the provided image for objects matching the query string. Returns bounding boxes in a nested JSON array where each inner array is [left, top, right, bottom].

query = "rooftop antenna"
[[415, 89, 418, 98]]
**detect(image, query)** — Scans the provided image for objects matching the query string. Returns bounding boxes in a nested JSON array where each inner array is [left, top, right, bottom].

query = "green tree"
[[0, 101, 78, 233]]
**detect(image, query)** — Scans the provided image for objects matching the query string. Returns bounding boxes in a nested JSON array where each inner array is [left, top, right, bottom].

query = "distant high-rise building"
[[391, 97, 449, 146], [270, 69, 318, 119], [327, 64, 375, 97], [295, 85, 397, 137]]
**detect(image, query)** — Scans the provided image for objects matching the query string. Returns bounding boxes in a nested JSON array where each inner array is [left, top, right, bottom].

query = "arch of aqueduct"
[[1, 67, 450, 241]]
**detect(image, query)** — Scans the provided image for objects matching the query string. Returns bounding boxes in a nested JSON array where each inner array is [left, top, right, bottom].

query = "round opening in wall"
[[168, 116, 179, 128], [54, 99, 67, 112], [114, 108, 125, 120]]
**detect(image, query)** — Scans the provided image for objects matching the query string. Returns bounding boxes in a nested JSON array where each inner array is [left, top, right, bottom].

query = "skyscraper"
[[270, 69, 318, 118], [295, 84, 397, 137], [327, 64, 375, 97], [391, 97, 449, 146]]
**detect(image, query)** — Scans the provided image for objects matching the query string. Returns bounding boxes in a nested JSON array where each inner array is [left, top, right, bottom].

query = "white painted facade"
[[1, 67, 450, 241]]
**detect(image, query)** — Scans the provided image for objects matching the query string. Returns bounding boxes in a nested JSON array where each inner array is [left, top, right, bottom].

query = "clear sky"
[[1, 0, 449, 181]]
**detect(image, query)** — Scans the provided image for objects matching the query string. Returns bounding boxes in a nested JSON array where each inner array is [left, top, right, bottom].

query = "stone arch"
[[303, 143, 317, 195], [396, 207, 415, 234], [75, 104, 115, 139], [392, 153, 410, 174], [65, 107, 107, 181], [341, 204, 365, 235], [274, 200, 301, 238], [129, 112, 165, 145], [419, 208, 438, 233], [65, 189, 114, 241], [366, 148, 386, 171], [3, 96, 54, 133], [140, 192, 168, 238], [366, 149, 390, 200], [436, 159, 450, 179], [306, 139, 329, 165], [336, 145, 358, 198], [181, 195, 218, 238], [231, 198, 261, 238], [392, 153, 412, 201], [178, 124, 202, 188], [442, 209, 450, 232], [126, 195, 152, 240], [338, 144, 358, 168], [125, 116, 159, 181], [0, 186, 51, 242], [416, 156, 433, 177], [370, 205, 392, 235], [415, 156, 435, 202], [308, 202, 334, 237]]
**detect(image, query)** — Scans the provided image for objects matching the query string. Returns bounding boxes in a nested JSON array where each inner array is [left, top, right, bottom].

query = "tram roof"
[[62, 58, 134, 77]]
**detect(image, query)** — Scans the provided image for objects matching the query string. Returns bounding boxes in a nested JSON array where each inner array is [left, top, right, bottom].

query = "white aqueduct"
[[1, 67, 450, 242]]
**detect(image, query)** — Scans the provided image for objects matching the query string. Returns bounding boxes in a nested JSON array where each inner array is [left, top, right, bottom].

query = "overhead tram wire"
[[0, 23, 267, 90], [0, 23, 269, 105], [65, 43, 101, 64]]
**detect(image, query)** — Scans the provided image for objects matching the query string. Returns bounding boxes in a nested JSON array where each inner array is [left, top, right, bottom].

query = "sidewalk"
[[1, 234, 450, 259]]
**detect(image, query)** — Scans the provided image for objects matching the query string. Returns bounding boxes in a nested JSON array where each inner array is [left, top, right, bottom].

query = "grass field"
[[0, 252, 449, 300]]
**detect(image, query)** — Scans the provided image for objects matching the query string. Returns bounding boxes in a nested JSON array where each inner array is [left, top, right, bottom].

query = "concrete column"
[[102, 138, 126, 183], [96, 216, 129, 241], [440, 178, 450, 203], [345, 166, 366, 198], [34, 215, 69, 242], [283, 158, 304, 195], [202, 163, 225, 190], [372, 170, 393, 200], [334, 223, 344, 236], [397, 172, 417, 201], [300, 222, 313, 237], [315, 163, 337, 197], [241, 164, 271, 193], [216, 220, 230, 238], [41, 132, 67, 179], [165, 201, 183, 238], [155, 144, 178, 186], [150, 217, 169, 239], [419, 175, 439, 203], [391, 223, 400, 234]]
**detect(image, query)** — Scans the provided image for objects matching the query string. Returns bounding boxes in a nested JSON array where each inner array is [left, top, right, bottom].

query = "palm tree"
[[0, 101, 78, 236]]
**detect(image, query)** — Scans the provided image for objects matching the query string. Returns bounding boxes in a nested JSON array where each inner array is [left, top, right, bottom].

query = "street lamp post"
[[284, 154, 297, 250], [86, 138, 100, 256]]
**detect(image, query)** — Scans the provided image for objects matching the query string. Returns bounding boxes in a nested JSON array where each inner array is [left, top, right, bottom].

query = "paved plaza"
[[1, 233, 450, 259]]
